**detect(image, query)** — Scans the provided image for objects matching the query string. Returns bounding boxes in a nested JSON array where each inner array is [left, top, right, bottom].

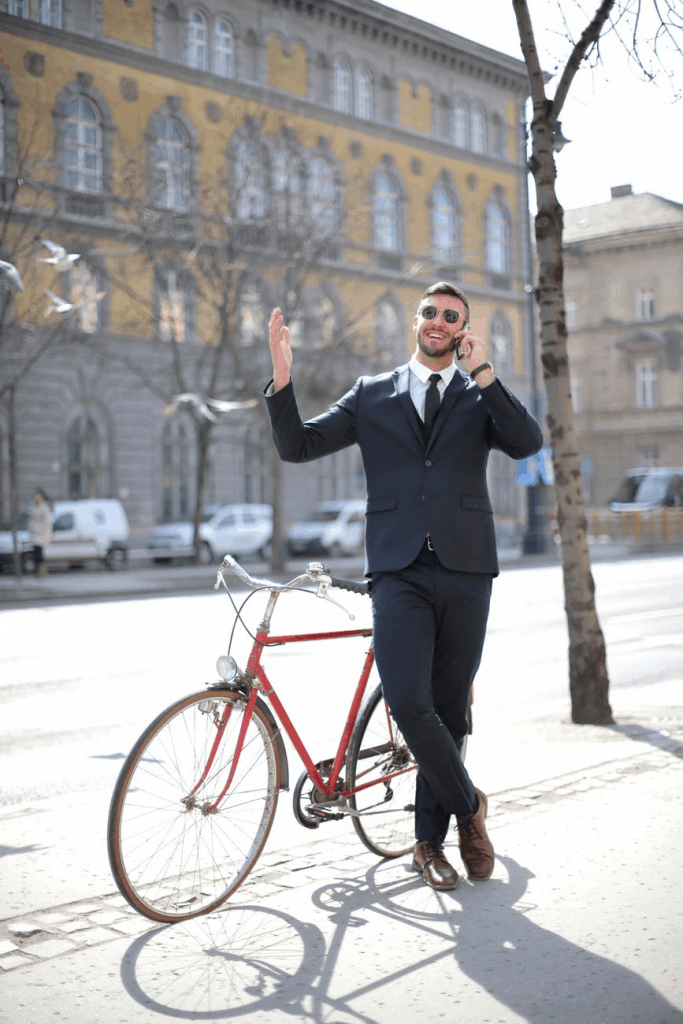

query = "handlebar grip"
[[328, 575, 369, 596]]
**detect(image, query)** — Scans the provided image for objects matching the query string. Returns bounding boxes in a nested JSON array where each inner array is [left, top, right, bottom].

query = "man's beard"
[[417, 331, 457, 359]]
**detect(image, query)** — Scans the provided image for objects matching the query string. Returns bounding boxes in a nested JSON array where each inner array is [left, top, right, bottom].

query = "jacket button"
[[425, 460, 432, 467]]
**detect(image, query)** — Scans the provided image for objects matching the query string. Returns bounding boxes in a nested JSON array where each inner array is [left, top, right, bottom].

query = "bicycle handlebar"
[[327, 575, 369, 596], [215, 554, 369, 597]]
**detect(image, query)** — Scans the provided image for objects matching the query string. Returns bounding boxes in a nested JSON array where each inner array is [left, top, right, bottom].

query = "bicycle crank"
[[293, 762, 346, 828]]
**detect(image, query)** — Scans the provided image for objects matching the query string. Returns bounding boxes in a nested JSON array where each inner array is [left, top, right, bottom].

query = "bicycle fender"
[[255, 693, 290, 792]]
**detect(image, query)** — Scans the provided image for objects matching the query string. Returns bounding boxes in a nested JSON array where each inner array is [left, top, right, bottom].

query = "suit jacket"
[[264, 364, 543, 577]]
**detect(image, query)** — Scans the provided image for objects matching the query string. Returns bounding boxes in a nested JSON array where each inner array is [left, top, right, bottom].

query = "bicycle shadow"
[[118, 855, 683, 1024]]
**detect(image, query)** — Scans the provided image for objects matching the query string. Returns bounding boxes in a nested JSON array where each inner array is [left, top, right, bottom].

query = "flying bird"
[[0, 259, 24, 292], [163, 393, 258, 422], [38, 239, 81, 272], [44, 289, 76, 316]]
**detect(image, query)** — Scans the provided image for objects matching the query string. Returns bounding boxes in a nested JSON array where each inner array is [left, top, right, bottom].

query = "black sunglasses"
[[418, 305, 464, 325]]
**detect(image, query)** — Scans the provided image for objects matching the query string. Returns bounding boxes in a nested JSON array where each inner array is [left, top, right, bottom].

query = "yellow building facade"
[[0, 0, 534, 537]]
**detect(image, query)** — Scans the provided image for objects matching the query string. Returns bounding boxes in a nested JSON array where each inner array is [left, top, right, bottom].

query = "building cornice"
[[268, 0, 529, 92], [564, 221, 683, 256]]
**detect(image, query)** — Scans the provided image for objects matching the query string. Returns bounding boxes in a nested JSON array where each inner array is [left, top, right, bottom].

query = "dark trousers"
[[33, 544, 45, 567], [371, 543, 492, 846]]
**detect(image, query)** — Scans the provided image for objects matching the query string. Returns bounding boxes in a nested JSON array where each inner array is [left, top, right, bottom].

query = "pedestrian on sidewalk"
[[28, 489, 52, 578], [264, 282, 543, 891]]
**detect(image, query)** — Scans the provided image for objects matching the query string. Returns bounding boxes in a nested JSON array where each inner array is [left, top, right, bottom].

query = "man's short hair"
[[419, 282, 470, 324]]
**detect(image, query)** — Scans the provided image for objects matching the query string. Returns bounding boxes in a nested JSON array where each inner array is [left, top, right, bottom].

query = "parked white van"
[[0, 499, 130, 572]]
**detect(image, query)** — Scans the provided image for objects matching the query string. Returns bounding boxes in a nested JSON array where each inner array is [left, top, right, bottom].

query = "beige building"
[[0, 0, 535, 538], [563, 186, 683, 507]]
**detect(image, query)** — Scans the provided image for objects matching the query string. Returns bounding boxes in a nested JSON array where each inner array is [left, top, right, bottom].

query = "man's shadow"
[[453, 854, 683, 1024]]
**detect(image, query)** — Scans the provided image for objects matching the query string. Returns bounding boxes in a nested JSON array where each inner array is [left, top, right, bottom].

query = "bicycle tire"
[[346, 683, 416, 858], [107, 688, 281, 922]]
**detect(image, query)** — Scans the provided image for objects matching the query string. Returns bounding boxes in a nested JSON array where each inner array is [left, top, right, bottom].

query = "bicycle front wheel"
[[108, 688, 281, 922], [346, 683, 416, 858]]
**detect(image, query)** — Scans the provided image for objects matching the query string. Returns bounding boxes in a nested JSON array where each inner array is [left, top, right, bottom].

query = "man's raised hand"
[[269, 307, 293, 392]]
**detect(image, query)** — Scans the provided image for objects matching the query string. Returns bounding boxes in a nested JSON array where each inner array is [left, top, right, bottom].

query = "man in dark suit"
[[264, 282, 543, 891]]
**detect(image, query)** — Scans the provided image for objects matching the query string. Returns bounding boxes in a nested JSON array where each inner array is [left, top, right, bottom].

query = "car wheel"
[[199, 541, 213, 564], [257, 541, 272, 560], [152, 557, 171, 565], [105, 547, 127, 571]]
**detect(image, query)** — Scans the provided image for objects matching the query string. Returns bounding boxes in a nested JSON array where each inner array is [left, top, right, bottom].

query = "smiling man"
[[264, 281, 543, 891]]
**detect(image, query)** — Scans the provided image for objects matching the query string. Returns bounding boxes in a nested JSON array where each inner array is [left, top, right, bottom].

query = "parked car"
[[0, 498, 130, 573], [609, 467, 683, 511], [145, 504, 272, 564], [286, 500, 366, 558]]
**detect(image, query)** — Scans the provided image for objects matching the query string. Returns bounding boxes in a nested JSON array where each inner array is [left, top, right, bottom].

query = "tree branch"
[[551, 0, 617, 118]]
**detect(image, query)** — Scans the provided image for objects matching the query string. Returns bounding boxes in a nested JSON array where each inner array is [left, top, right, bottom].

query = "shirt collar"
[[409, 353, 457, 387]]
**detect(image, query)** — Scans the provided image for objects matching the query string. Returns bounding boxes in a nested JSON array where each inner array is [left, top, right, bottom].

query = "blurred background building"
[[0, 0, 536, 539], [564, 186, 683, 507]]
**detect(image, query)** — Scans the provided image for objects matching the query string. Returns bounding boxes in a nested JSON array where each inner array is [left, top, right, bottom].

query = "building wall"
[[0, 0, 535, 534], [564, 203, 683, 506]]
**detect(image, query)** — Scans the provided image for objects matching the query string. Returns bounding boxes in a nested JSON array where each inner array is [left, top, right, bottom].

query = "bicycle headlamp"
[[216, 655, 239, 682]]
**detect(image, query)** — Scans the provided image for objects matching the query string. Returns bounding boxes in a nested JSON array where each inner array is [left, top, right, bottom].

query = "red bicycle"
[[108, 555, 425, 922]]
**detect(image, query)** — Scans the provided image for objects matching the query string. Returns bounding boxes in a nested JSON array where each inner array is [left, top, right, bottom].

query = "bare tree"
[[0, 142, 88, 577], [105, 117, 364, 571], [511, 0, 682, 722]]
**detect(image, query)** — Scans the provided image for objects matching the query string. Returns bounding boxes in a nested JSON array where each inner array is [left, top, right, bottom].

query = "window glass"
[[215, 20, 234, 78], [233, 138, 266, 220], [431, 185, 458, 263], [355, 67, 373, 120], [374, 172, 399, 251], [333, 60, 352, 114], [486, 200, 510, 273], [155, 118, 189, 211], [159, 270, 186, 342], [65, 97, 102, 194], [188, 11, 207, 71], [70, 262, 102, 333]]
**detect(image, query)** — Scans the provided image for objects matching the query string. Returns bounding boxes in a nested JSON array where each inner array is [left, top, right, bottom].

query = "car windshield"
[[304, 509, 340, 523], [633, 475, 670, 505], [611, 475, 645, 503]]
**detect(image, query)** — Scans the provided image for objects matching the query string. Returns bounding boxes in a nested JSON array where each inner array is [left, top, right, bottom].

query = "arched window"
[[3, 0, 28, 15], [233, 138, 266, 221], [374, 171, 400, 252], [374, 297, 405, 367], [431, 184, 459, 266], [272, 149, 302, 230], [308, 293, 336, 350], [163, 3, 181, 61], [489, 311, 513, 374], [70, 262, 103, 334], [155, 118, 189, 210], [355, 66, 373, 120], [158, 269, 187, 342], [243, 29, 259, 82], [453, 100, 468, 148], [491, 114, 506, 159], [308, 156, 336, 224], [39, 0, 61, 26], [471, 105, 486, 154], [67, 415, 109, 499], [215, 19, 234, 78], [333, 59, 352, 114], [486, 198, 511, 276], [162, 416, 192, 521], [239, 283, 266, 347], [188, 11, 208, 71], [65, 97, 102, 194]]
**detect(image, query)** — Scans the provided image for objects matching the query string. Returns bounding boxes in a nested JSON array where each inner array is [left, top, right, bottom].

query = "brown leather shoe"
[[412, 841, 459, 891], [456, 788, 494, 881]]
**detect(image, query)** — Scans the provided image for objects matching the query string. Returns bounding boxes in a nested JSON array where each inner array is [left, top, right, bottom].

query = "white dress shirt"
[[408, 354, 457, 422]]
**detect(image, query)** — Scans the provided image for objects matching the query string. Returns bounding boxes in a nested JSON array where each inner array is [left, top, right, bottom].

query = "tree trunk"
[[192, 419, 211, 565], [531, 125, 613, 725]]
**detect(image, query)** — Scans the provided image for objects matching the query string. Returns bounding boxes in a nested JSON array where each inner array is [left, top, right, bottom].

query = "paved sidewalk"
[[1, 688, 682, 1024], [1, 747, 681, 1023]]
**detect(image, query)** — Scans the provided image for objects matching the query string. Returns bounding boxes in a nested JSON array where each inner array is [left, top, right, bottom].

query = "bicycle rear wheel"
[[108, 688, 281, 922], [346, 683, 416, 858]]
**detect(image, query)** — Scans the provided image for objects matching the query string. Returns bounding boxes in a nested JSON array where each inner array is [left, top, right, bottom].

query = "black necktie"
[[423, 373, 441, 441]]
